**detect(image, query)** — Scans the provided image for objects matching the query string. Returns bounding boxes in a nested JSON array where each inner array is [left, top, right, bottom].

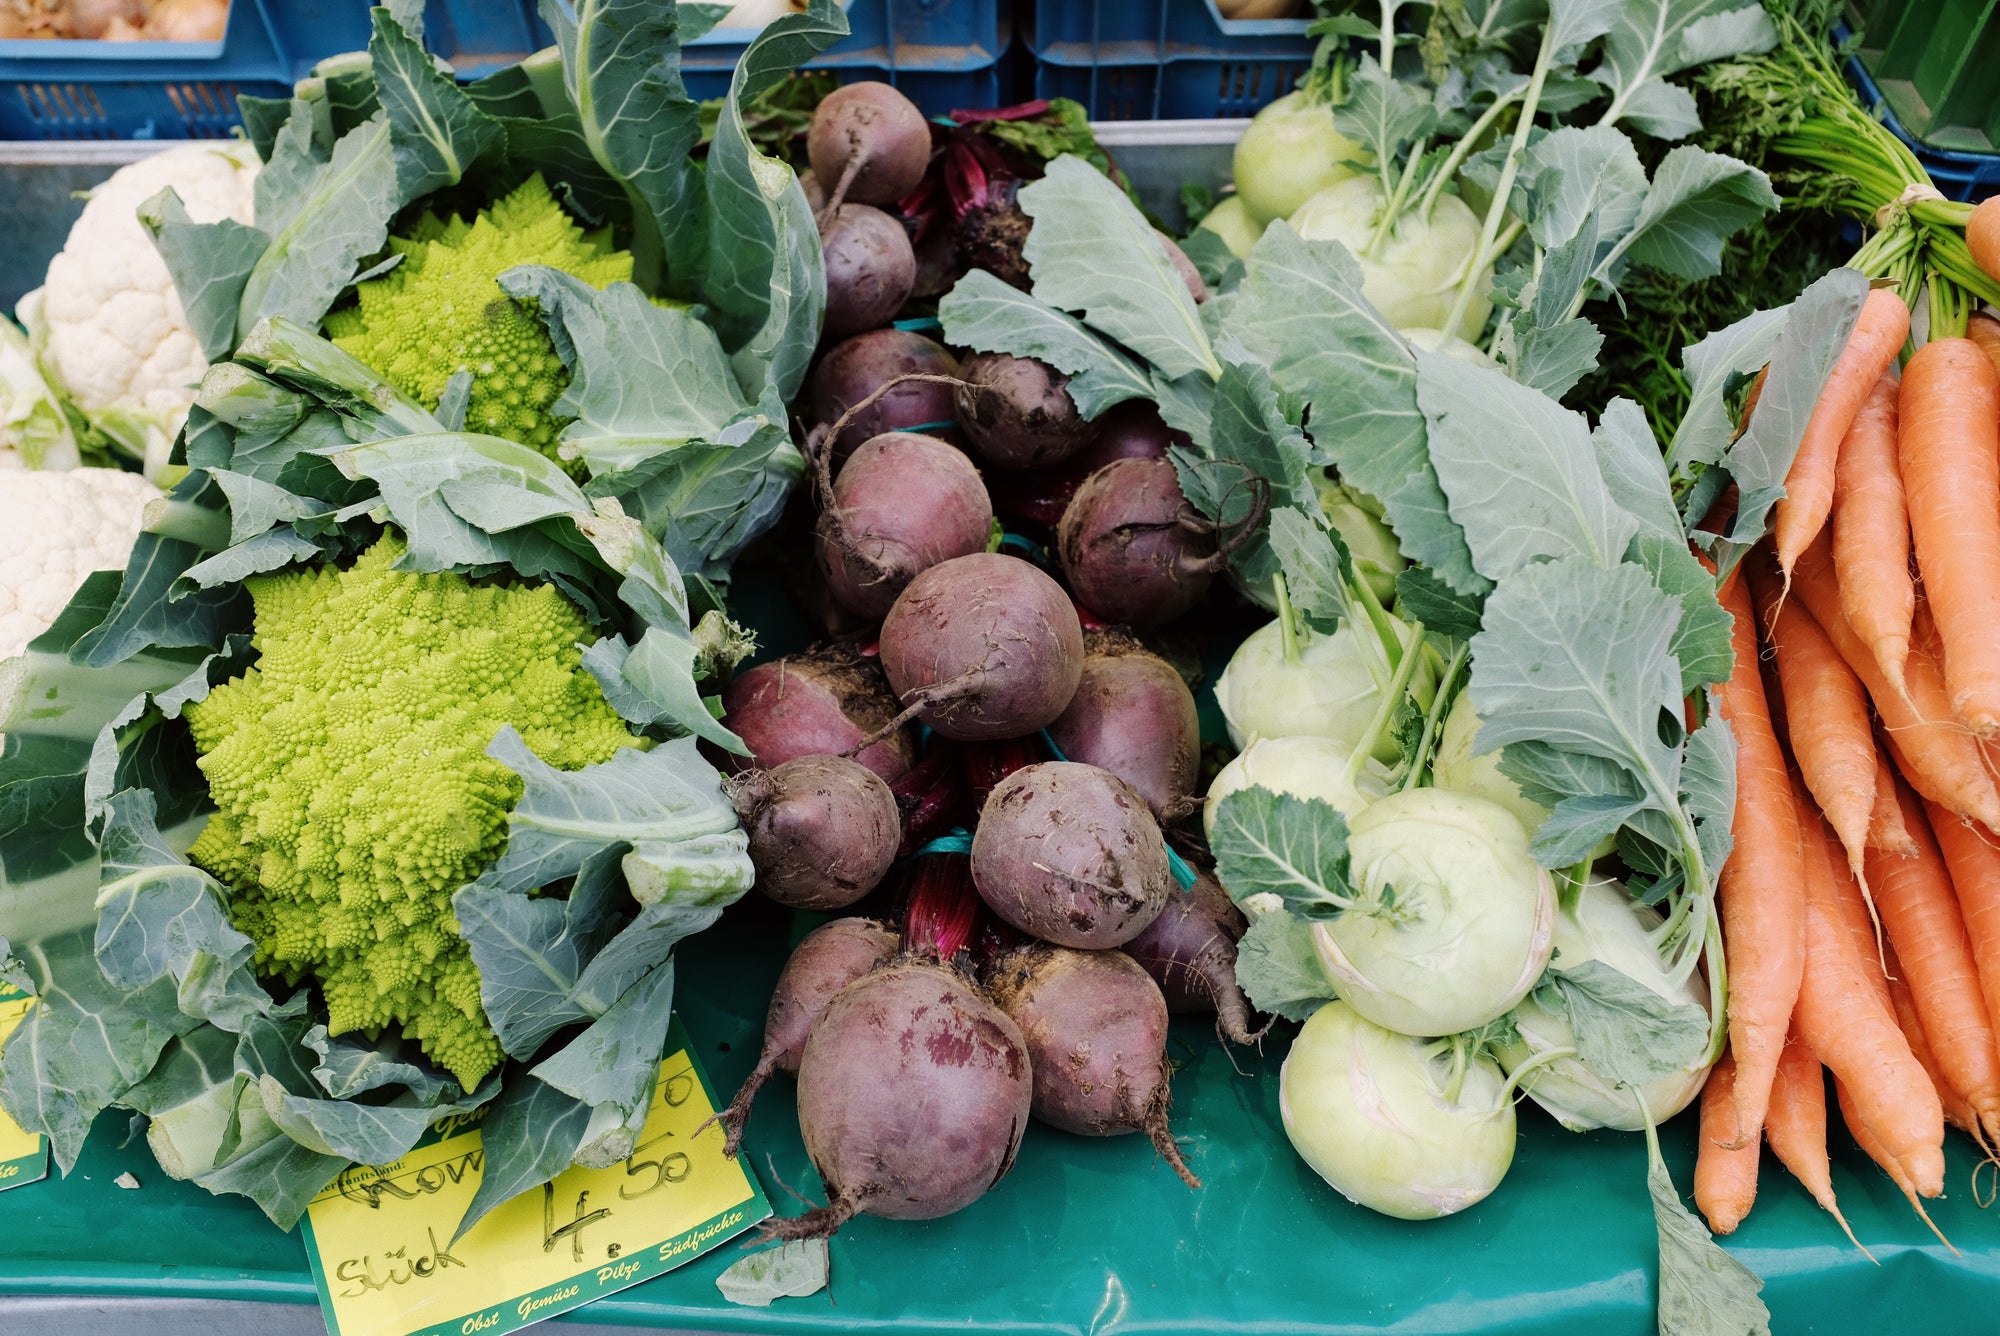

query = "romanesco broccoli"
[[185, 535, 641, 1088], [324, 174, 630, 474]]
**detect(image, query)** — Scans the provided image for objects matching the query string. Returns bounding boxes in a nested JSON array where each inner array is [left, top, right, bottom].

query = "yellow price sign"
[[302, 1029, 768, 1336], [0, 985, 48, 1192]]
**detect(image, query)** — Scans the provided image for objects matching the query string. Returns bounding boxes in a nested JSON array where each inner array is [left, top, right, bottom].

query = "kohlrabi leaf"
[[1667, 304, 1786, 482], [701, 1, 845, 399], [1509, 317, 1605, 400], [1600, 147, 1779, 286], [1534, 793, 1652, 866], [1019, 155, 1221, 381], [1718, 267, 1868, 557], [1544, 0, 1624, 53], [1594, 398, 1681, 541], [1268, 506, 1354, 634], [1175, 356, 1315, 586], [718, 1241, 831, 1307], [1394, 566, 1486, 641], [1680, 699, 1737, 878], [1419, 352, 1638, 581], [1233, 910, 1338, 1022], [1227, 224, 1484, 596], [240, 110, 401, 332], [938, 270, 1153, 419], [1521, 126, 1646, 252], [1627, 535, 1735, 693], [369, 6, 503, 199], [454, 1072, 592, 1243], [542, 0, 708, 294], [0, 927, 198, 1171], [1546, 959, 1709, 1085], [1650, 1152, 1772, 1336], [1334, 55, 1439, 179], [1209, 788, 1359, 922], [139, 189, 267, 363], [1591, 0, 1777, 140]]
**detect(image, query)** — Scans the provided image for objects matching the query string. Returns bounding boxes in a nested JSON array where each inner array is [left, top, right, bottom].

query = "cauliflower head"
[[325, 174, 631, 475], [185, 536, 642, 1088], [0, 463, 160, 660], [24, 142, 259, 478]]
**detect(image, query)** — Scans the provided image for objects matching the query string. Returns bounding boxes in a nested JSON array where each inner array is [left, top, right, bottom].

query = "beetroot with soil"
[[987, 943, 1199, 1187], [877, 552, 1084, 742], [1057, 456, 1224, 627], [817, 431, 993, 621], [720, 645, 915, 781], [821, 203, 916, 338], [1123, 869, 1263, 1046], [713, 917, 898, 1157], [812, 330, 960, 459], [1046, 630, 1199, 818], [970, 761, 1171, 949], [730, 754, 901, 911], [955, 352, 1095, 470], [808, 81, 932, 211], [986, 400, 1185, 534], [773, 960, 1034, 1238]]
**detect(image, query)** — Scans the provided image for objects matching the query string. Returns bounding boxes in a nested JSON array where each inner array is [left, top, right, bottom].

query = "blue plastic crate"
[[1025, 0, 1310, 120], [681, 0, 1012, 116], [1846, 41, 2000, 203]]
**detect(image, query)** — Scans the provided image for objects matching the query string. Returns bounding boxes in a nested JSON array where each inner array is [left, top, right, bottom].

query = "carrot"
[[1695, 1051, 1761, 1235], [1810, 797, 1889, 1003], [1835, 1078, 1956, 1253], [1792, 536, 2000, 829], [1925, 802, 2000, 1080], [1774, 287, 1911, 586], [1793, 783, 1947, 1197], [1831, 369, 1913, 697], [1899, 337, 2000, 735], [1867, 745, 1918, 857], [1765, 1027, 1868, 1255], [1967, 197, 2000, 287], [1754, 567, 1879, 886], [1866, 778, 2000, 1143], [1714, 566, 1807, 1147], [1967, 312, 2000, 383], [1884, 941, 1984, 1143]]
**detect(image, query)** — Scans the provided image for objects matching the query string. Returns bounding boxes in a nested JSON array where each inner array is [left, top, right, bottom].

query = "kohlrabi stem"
[[1402, 642, 1468, 792], [1368, 136, 1429, 258], [1273, 573, 1302, 665], [1700, 911, 1729, 1066], [1377, 0, 1399, 79], [1350, 569, 1405, 675], [1343, 618, 1427, 787], [1492, 1044, 1578, 1114], [1418, 88, 1523, 224], [1637, 1090, 1666, 1175], [1445, 1034, 1468, 1104], [1440, 19, 1558, 339]]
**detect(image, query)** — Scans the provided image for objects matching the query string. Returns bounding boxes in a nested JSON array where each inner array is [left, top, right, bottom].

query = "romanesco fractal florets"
[[185, 536, 641, 1088], [324, 173, 630, 474]]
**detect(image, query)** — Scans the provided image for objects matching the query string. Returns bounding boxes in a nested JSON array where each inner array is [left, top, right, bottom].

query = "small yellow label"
[[0, 986, 48, 1191], [302, 1041, 768, 1336]]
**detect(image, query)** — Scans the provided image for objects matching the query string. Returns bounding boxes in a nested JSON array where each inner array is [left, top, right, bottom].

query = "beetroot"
[[985, 400, 1186, 534], [730, 755, 901, 911], [821, 203, 916, 337], [816, 431, 993, 621], [713, 917, 898, 1157], [812, 330, 960, 459], [1046, 630, 1198, 818], [808, 81, 931, 212], [987, 943, 1198, 1187], [771, 960, 1033, 1238], [1058, 456, 1234, 626], [1123, 869, 1263, 1045], [956, 352, 1095, 470], [970, 761, 1170, 949], [877, 552, 1085, 742], [720, 645, 915, 781]]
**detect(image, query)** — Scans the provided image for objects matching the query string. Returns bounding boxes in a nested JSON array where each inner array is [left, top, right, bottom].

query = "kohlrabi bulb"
[[1203, 735, 1391, 840], [1197, 195, 1264, 260], [1312, 788, 1555, 1037], [1314, 474, 1405, 604], [1288, 177, 1494, 339], [1495, 878, 1715, 1132], [1280, 1000, 1517, 1219], [1215, 615, 1435, 761], [1399, 327, 1496, 367], [1430, 693, 1552, 838], [1232, 92, 1369, 225]]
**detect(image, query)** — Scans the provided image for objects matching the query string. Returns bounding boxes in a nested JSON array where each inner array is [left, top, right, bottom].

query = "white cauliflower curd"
[[0, 458, 159, 660]]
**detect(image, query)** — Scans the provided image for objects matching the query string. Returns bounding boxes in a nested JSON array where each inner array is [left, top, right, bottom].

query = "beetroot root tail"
[[709, 1056, 779, 1159], [758, 1194, 862, 1242], [1145, 1105, 1202, 1189]]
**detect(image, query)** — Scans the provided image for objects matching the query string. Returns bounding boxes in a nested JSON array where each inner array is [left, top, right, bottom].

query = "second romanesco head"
[[325, 173, 630, 476], [185, 535, 641, 1089]]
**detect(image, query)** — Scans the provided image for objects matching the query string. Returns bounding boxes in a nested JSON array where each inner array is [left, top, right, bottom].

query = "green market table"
[[3, 893, 1996, 1336]]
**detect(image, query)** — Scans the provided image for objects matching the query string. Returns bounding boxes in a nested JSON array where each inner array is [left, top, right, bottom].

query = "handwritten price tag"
[[0, 984, 48, 1192], [301, 1028, 768, 1336]]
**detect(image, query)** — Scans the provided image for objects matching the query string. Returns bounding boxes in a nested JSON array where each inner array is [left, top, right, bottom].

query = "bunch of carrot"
[[1697, 282, 2000, 1249]]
